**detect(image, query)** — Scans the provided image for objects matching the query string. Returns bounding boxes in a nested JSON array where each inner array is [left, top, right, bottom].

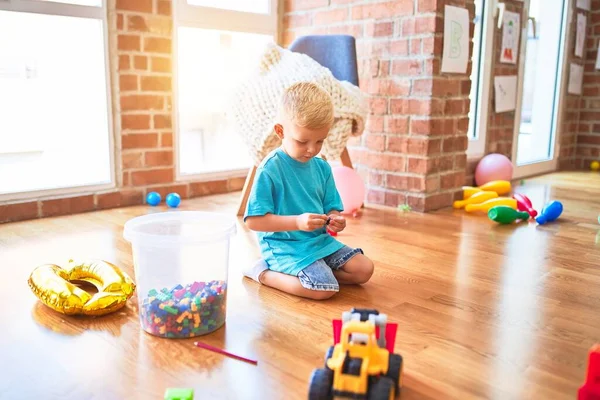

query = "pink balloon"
[[475, 153, 513, 186], [332, 166, 365, 215]]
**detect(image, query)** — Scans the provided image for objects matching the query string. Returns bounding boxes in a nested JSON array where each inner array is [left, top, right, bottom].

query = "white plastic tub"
[[123, 211, 236, 338]]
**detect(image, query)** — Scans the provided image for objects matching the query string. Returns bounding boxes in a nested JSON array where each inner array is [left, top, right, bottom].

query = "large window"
[[467, 0, 493, 157], [0, 0, 113, 200], [175, 1, 277, 178]]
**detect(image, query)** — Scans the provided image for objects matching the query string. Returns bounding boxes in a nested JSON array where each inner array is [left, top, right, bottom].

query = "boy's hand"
[[296, 213, 328, 231], [327, 215, 346, 233]]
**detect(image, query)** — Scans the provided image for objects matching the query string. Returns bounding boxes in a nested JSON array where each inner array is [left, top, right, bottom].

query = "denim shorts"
[[297, 246, 364, 292]]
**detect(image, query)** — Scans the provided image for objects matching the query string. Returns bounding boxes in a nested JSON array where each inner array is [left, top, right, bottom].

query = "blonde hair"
[[278, 82, 334, 130]]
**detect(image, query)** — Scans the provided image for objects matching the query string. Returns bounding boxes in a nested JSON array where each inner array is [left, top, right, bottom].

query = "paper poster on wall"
[[596, 41, 600, 69], [575, 13, 587, 58], [494, 75, 517, 113], [441, 5, 469, 73], [568, 63, 583, 95], [577, 0, 591, 10], [500, 11, 521, 64]]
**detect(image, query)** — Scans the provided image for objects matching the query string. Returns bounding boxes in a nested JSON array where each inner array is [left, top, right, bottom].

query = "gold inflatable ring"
[[28, 259, 136, 316]]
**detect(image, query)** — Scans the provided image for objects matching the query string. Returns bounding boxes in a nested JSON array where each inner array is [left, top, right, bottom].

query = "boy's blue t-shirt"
[[244, 147, 345, 276]]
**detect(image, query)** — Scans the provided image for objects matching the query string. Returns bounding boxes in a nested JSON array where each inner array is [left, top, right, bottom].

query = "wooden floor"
[[1, 171, 599, 400]]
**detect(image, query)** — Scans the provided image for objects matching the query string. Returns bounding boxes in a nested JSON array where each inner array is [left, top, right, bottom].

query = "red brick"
[[119, 75, 138, 91], [387, 175, 426, 192], [134, 56, 148, 70], [285, 13, 312, 28], [407, 157, 429, 174], [455, 154, 467, 169], [367, 189, 385, 205], [351, 1, 413, 19], [153, 114, 172, 129], [418, 0, 439, 12], [402, 18, 415, 35], [390, 39, 409, 55], [0, 201, 38, 223], [390, 99, 408, 114], [122, 114, 151, 130], [409, 98, 444, 115], [412, 79, 433, 95], [367, 21, 394, 37], [369, 172, 385, 186], [457, 118, 469, 134], [406, 194, 425, 211], [122, 151, 144, 169], [122, 133, 159, 149], [141, 76, 171, 92], [144, 150, 173, 167], [366, 116, 384, 132], [151, 57, 171, 73], [410, 119, 430, 135], [370, 98, 388, 115], [424, 59, 441, 75], [366, 134, 385, 151], [131, 168, 173, 185], [117, 13, 124, 30], [423, 192, 452, 212], [118, 34, 140, 51], [143, 37, 171, 54], [189, 180, 229, 197], [387, 117, 409, 134], [407, 138, 431, 155], [116, 0, 152, 13], [367, 79, 410, 96], [444, 99, 467, 115], [127, 15, 172, 35], [387, 136, 407, 153], [392, 60, 422, 76], [578, 135, 600, 145], [415, 15, 438, 34], [157, 0, 171, 15], [95, 191, 121, 210], [410, 38, 421, 55], [41, 195, 95, 218], [161, 132, 173, 147], [120, 95, 164, 111], [441, 172, 464, 190], [426, 176, 440, 193], [329, 23, 363, 38], [433, 78, 461, 96], [366, 152, 406, 172], [385, 192, 406, 208], [119, 55, 130, 71], [315, 8, 347, 25]]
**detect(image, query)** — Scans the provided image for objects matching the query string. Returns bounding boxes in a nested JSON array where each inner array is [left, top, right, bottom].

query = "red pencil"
[[193, 341, 258, 366]]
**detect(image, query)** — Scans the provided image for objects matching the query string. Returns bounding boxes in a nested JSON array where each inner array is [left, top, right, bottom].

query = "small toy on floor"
[[147, 191, 162, 206], [308, 308, 403, 400], [164, 388, 194, 400], [578, 344, 600, 400], [535, 200, 563, 225], [166, 192, 181, 208], [488, 206, 530, 224]]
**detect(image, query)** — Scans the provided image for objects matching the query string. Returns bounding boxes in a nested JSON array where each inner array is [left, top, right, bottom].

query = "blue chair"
[[287, 34, 358, 169], [288, 35, 359, 87]]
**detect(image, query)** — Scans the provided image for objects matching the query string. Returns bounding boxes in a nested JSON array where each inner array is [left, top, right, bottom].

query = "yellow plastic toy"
[[308, 309, 402, 399], [462, 180, 512, 199], [453, 190, 498, 209], [465, 197, 517, 213]]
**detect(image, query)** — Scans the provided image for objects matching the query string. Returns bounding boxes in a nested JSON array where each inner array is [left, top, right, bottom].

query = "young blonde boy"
[[243, 81, 374, 300]]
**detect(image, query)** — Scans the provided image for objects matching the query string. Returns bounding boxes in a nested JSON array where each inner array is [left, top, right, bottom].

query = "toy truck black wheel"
[[308, 368, 334, 400], [324, 346, 334, 368], [386, 354, 403, 392], [368, 377, 395, 400]]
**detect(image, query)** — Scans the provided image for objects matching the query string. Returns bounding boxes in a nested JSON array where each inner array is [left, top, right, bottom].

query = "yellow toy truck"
[[308, 308, 403, 399]]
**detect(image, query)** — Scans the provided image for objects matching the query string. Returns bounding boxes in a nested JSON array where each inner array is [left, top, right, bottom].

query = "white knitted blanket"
[[228, 42, 367, 165]]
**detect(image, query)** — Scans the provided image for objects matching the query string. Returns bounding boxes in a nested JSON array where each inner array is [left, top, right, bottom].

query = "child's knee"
[[356, 257, 374, 284], [307, 290, 337, 300]]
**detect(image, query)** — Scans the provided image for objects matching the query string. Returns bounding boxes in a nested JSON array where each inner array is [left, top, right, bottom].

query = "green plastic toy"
[[164, 388, 194, 400], [488, 205, 530, 224]]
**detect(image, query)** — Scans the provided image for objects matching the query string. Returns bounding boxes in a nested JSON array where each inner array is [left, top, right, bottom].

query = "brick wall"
[[575, 1, 600, 169], [283, 0, 474, 212], [0, 0, 245, 224]]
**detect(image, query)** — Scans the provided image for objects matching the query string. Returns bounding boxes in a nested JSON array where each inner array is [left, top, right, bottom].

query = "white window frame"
[[0, 0, 115, 202], [467, 0, 494, 158], [173, 1, 279, 182]]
